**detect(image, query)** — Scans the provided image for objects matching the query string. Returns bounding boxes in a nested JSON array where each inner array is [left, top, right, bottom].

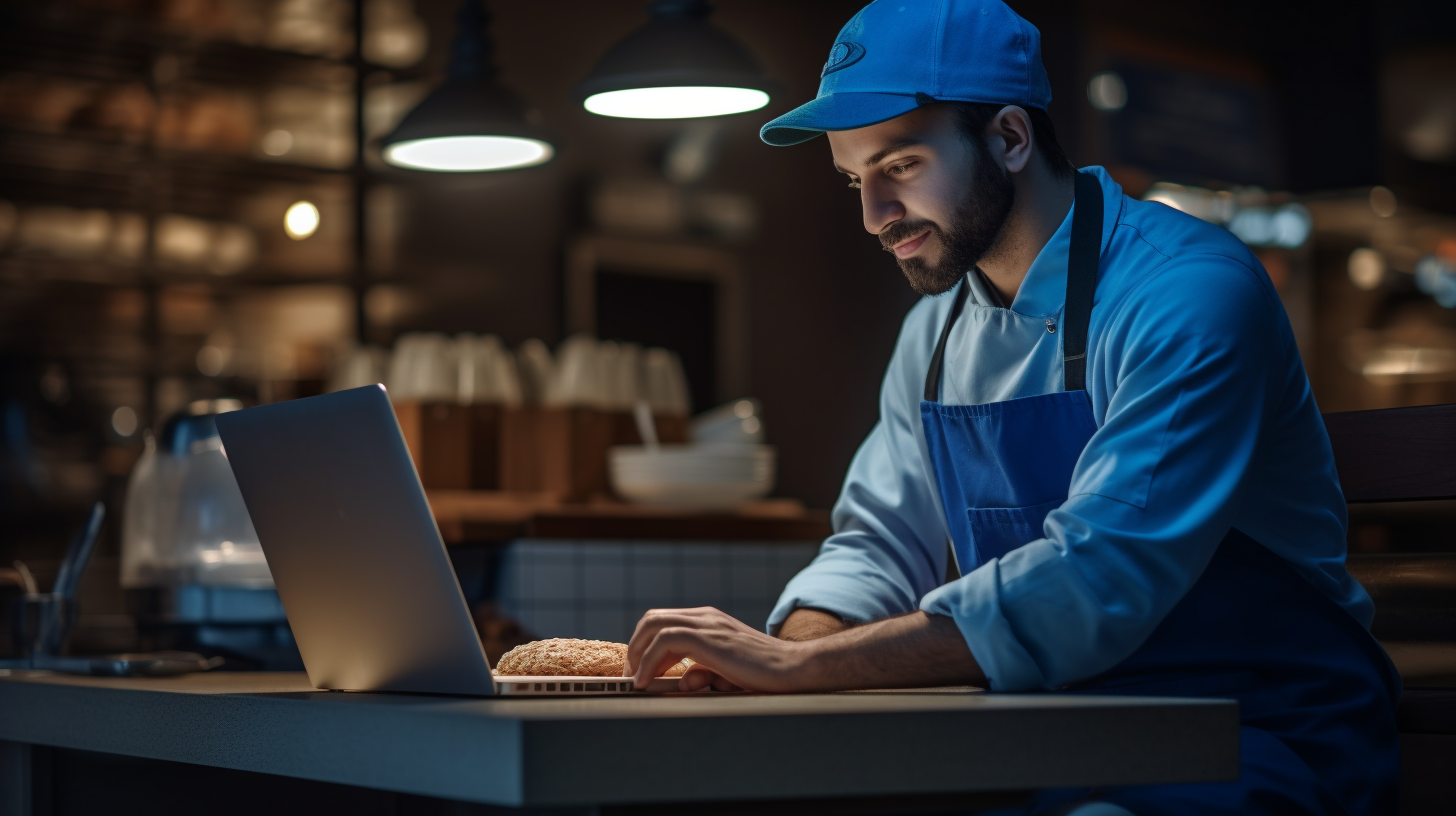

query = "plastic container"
[[121, 401, 272, 589]]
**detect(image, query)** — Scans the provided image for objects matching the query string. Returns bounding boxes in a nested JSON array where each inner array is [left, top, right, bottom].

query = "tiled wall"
[[496, 540, 821, 643]]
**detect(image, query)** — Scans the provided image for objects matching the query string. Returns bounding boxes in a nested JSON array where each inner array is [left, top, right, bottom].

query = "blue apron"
[[921, 173, 1401, 815]]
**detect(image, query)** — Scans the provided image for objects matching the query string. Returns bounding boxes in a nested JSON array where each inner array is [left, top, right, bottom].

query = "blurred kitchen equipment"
[[4, 503, 102, 661], [120, 399, 299, 669], [121, 399, 269, 589], [372, 331, 696, 500], [690, 398, 765, 445], [456, 334, 522, 406], [0, 652, 225, 677], [609, 443, 776, 509], [633, 400, 660, 451], [11, 594, 75, 660], [501, 336, 690, 500], [390, 333, 522, 490], [514, 339, 555, 404], [328, 345, 390, 393], [54, 501, 104, 601], [0, 507, 225, 675], [17, 501, 107, 658], [387, 332, 457, 402], [10, 561, 37, 595], [643, 347, 691, 417]]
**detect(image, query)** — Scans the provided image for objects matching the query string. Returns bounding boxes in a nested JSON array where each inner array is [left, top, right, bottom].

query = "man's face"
[[828, 105, 1014, 296]]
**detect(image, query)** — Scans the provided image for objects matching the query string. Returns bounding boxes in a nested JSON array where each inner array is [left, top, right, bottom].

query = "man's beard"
[[879, 146, 1015, 296]]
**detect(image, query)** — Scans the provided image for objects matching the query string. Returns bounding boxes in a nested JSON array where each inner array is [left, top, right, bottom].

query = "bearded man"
[[625, 3, 1401, 814]]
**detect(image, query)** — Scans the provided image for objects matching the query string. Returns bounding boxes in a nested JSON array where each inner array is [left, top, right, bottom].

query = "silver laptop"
[[215, 384, 681, 697]]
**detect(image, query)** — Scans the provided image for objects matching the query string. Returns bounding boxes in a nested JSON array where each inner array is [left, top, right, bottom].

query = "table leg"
[[0, 741, 50, 816]]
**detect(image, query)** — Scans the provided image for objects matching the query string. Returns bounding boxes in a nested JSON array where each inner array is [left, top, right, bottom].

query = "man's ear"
[[987, 106, 1034, 174]]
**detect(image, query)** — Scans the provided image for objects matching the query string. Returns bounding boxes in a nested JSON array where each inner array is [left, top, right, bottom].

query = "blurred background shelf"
[[427, 489, 832, 544]]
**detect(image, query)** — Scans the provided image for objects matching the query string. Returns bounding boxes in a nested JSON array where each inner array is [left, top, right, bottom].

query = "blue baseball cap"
[[760, 0, 1052, 147]]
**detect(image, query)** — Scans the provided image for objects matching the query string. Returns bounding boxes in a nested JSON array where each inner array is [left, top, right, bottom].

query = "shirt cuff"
[[766, 576, 885, 635], [919, 558, 1049, 691]]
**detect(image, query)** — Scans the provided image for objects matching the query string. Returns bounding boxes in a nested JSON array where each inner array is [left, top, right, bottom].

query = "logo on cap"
[[821, 41, 866, 78]]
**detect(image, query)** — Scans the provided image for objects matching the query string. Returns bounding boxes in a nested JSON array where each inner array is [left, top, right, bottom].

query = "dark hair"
[[942, 101, 1075, 179]]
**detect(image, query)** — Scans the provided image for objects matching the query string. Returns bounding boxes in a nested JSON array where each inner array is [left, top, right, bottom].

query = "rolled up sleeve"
[[767, 298, 951, 634], [920, 257, 1287, 690]]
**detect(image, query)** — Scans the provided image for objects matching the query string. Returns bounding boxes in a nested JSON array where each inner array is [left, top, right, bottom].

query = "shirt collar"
[[964, 166, 1122, 318]]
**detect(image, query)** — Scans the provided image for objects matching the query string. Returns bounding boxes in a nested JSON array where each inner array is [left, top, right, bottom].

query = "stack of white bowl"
[[609, 398, 774, 510]]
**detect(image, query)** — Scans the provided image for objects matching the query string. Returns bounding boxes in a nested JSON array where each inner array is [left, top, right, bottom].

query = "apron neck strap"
[[922, 170, 1104, 402], [1062, 170, 1103, 392], [923, 276, 972, 402]]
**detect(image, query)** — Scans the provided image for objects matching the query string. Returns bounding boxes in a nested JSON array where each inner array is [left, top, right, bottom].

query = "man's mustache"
[[879, 220, 941, 253]]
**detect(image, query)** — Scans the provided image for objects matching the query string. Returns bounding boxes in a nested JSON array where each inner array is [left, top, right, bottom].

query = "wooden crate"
[[394, 402, 502, 490], [499, 407, 614, 501], [610, 412, 689, 446], [498, 408, 689, 502]]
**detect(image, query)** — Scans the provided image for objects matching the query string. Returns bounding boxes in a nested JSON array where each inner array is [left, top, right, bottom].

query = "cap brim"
[[760, 92, 923, 147]]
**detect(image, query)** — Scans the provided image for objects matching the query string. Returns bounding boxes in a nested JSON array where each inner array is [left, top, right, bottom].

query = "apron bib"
[[920, 172, 1400, 815]]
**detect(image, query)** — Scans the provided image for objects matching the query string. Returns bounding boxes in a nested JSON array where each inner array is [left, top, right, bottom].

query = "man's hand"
[[777, 607, 851, 642], [625, 607, 806, 692], [625, 606, 984, 692]]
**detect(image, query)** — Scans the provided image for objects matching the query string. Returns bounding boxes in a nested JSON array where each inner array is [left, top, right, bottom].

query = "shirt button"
[[1045, 318, 1057, 334]]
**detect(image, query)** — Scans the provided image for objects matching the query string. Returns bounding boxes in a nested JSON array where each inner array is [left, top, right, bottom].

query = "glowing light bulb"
[[284, 201, 320, 240], [584, 87, 770, 119], [382, 136, 554, 172]]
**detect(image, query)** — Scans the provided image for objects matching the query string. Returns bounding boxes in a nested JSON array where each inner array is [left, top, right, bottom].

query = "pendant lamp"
[[577, 0, 776, 120], [381, 0, 554, 172]]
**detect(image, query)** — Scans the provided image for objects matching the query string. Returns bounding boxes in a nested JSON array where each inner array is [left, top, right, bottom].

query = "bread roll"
[[494, 638, 692, 677]]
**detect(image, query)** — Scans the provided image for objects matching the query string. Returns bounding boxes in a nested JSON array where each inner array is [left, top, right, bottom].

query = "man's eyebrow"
[[832, 138, 924, 174], [863, 139, 921, 168]]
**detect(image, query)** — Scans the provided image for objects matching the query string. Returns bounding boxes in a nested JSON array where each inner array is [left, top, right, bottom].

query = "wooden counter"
[[0, 671, 1238, 812], [427, 490, 834, 544]]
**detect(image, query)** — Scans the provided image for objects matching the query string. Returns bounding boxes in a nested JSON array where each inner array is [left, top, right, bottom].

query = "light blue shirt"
[[768, 167, 1373, 692]]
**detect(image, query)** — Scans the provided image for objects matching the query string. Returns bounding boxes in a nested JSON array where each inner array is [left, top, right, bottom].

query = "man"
[[625, 2, 1400, 813]]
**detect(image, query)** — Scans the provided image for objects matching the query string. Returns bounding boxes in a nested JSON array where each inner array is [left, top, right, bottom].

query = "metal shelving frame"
[[0, 0, 399, 427]]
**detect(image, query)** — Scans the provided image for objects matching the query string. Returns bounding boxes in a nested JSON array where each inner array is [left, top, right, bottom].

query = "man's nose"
[[861, 181, 906, 235]]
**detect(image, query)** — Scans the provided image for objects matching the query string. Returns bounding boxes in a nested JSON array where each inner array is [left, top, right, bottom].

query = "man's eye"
[[887, 162, 917, 176]]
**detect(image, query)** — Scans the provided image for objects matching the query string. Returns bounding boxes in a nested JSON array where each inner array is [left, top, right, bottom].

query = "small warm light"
[[1087, 71, 1128, 112], [1348, 248, 1385, 291], [111, 406, 138, 437], [1369, 186, 1398, 218], [284, 201, 320, 240], [741, 416, 761, 435], [733, 399, 754, 419], [382, 136, 554, 172], [584, 87, 770, 119], [261, 129, 294, 156], [197, 345, 228, 376]]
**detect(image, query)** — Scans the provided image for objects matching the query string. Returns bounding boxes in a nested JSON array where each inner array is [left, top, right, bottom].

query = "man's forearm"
[[777, 607, 851, 642], [800, 611, 984, 691]]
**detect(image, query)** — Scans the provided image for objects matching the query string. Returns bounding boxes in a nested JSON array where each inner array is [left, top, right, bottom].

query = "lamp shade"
[[577, 0, 776, 119], [380, 0, 555, 172], [381, 79, 553, 172]]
